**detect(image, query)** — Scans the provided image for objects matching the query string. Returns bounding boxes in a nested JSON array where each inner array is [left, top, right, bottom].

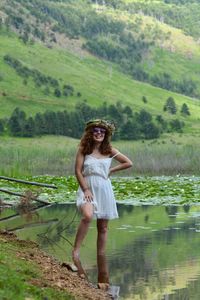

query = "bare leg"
[[97, 219, 108, 256], [72, 202, 93, 261], [97, 253, 109, 290], [97, 219, 109, 290]]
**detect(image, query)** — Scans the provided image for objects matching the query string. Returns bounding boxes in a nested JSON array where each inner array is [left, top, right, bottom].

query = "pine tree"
[[142, 96, 147, 103], [142, 122, 160, 139], [169, 119, 184, 133], [137, 109, 152, 124], [120, 120, 140, 140], [156, 115, 167, 131], [54, 88, 61, 97], [123, 105, 133, 117], [163, 97, 177, 114], [8, 115, 22, 136], [8, 108, 26, 136], [35, 113, 46, 135], [23, 117, 35, 137], [180, 103, 190, 116]]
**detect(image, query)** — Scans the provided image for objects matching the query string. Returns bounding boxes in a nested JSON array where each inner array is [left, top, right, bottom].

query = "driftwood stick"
[[0, 202, 13, 207], [0, 188, 50, 205], [0, 176, 57, 189], [0, 212, 20, 222], [0, 204, 47, 222]]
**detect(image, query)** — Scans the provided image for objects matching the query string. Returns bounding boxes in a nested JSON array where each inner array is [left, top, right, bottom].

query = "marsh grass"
[[117, 141, 200, 176], [0, 136, 78, 177], [1, 135, 200, 177], [112, 133, 200, 176]]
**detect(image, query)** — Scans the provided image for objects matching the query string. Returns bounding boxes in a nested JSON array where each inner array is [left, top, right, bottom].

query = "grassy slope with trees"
[[0, 0, 200, 135]]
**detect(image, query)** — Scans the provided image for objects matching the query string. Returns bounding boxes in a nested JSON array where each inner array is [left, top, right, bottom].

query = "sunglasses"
[[92, 127, 106, 134]]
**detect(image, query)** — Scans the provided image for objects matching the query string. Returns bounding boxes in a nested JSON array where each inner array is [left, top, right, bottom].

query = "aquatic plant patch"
[[1, 175, 200, 205], [112, 176, 200, 205]]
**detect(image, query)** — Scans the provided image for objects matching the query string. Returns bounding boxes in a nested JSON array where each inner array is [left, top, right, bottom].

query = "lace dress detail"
[[76, 154, 119, 219]]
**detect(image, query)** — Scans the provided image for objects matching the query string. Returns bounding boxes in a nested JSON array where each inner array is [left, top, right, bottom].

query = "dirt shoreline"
[[0, 230, 111, 300]]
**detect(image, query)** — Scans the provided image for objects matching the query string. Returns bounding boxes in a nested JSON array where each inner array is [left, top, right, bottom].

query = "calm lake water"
[[1, 203, 200, 300]]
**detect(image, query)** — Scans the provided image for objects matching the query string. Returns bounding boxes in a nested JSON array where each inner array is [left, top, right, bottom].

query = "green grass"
[[1, 134, 200, 177], [0, 235, 75, 300], [0, 135, 78, 177], [102, 5, 200, 83], [143, 47, 200, 82], [1, 30, 200, 133]]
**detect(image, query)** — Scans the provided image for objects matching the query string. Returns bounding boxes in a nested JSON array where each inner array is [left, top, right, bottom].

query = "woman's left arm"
[[109, 148, 133, 175]]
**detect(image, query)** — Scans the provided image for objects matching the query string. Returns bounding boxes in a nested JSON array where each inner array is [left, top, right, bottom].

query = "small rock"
[[61, 262, 78, 272]]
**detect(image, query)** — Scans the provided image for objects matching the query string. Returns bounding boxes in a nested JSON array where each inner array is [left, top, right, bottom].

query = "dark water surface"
[[1, 203, 200, 299]]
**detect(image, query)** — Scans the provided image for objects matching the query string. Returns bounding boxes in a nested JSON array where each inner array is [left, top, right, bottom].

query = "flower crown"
[[85, 119, 116, 135]]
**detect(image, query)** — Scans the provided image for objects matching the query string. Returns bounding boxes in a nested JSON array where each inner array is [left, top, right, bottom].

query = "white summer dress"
[[76, 153, 119, 220]]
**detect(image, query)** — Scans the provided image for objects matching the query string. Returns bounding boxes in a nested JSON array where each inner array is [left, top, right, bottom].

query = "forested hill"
[[1, 0, 200, 139]]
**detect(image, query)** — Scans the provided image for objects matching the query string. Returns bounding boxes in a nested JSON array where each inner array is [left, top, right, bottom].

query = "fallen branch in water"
[[0, 198, 13, 207], [0, 176, 57, 189], [0, 203, 46, 222], [0, 188, 50, 205]]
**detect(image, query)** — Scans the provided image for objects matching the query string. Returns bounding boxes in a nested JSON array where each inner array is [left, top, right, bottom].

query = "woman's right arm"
[[75, 148, 93, 201]]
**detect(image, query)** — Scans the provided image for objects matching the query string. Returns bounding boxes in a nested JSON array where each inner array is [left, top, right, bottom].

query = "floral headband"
[[85, 119, 116, 135]]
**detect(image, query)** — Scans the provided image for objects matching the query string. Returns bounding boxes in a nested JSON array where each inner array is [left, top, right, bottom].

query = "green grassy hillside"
[[1, 30, 200, 131], [121, 0, 200, 38], [100, 4, 200, 92], [0, 0, 200, 134]]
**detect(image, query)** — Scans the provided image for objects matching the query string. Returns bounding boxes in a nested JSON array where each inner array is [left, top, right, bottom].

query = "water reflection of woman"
[[97, 253, 110, 290], [72, 119, 132, 285]]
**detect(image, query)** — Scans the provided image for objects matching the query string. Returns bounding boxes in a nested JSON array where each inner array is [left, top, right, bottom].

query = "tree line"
[[133, 70, 197, 98], [0, 101, 187, 140], [3, 55, 77, 98]]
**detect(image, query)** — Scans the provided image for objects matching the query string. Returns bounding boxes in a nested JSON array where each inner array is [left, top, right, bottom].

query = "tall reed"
[[114, 138, 200, 176], [0, 136, 78, 177], [1, 136, 200, 177]]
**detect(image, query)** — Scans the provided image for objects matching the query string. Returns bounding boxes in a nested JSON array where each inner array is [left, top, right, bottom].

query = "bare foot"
[[98, 282, 109, 291], [72, 249, 88, 280]]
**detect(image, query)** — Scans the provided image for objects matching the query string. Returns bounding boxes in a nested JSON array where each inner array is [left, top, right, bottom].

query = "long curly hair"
[[80, 127, 112, 156]]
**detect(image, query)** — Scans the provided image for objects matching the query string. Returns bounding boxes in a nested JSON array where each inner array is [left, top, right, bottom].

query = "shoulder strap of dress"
[[112, 152, 120, 159]]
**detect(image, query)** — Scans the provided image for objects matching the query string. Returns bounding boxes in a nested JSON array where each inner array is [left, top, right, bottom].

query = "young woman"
[[72, 119, 132, 263]]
